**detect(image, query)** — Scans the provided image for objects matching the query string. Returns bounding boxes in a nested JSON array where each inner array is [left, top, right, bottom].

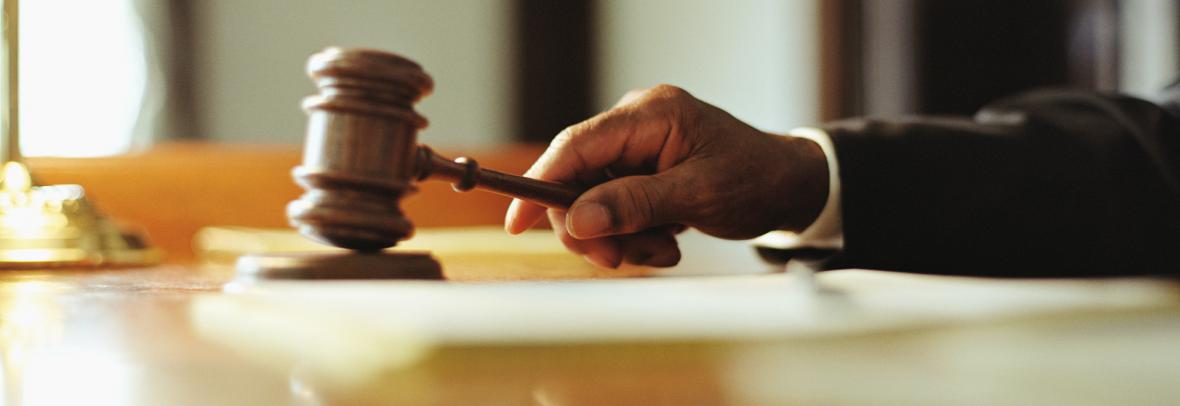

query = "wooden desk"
[[2, 260, 1179, 406], [10, 143, 1180, 405]]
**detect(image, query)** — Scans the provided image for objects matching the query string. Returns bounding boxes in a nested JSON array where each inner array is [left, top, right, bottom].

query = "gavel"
[[287, 47, 583, 252]]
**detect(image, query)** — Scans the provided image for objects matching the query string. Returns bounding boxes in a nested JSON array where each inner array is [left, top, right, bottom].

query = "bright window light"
[[20, 0, 145, 157]]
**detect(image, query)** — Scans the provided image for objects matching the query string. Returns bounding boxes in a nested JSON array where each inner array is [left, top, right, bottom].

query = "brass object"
[[0, 0, 158, 267], [2, 0, 18, 164]]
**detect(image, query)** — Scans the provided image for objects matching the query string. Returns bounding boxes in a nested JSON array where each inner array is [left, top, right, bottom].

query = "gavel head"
[[287, 47, 433, 251]]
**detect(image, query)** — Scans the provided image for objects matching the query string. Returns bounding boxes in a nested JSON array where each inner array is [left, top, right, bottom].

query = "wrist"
[[772, 132, 829, 232]]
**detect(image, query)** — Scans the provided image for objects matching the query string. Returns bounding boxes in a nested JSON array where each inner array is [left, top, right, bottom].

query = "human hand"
[[504, 85, 829, 268]]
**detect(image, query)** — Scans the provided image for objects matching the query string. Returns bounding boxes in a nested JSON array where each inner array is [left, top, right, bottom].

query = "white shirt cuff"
[[761, 127, 844, 249]]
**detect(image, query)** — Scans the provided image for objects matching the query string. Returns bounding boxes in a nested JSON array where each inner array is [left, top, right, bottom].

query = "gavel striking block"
[[237, 47, 583, 280]]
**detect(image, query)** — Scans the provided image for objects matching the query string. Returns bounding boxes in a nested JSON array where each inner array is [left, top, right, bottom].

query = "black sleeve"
[[822, 89, 1180, 277]]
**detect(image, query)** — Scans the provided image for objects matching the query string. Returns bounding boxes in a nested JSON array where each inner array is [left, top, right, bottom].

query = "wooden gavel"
[[287, 47, 583, 251]]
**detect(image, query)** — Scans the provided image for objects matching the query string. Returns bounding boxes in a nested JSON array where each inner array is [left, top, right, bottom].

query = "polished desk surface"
[[3, 232, 1180, 406]]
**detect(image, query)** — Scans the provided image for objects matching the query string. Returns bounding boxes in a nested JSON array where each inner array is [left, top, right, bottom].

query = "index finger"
[[504, 104, 673, 234]]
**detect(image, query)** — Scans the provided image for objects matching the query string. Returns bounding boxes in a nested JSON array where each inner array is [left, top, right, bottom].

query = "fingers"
[[548, 209, 682, 268], [547, 209, 622, 268], [504, 197, 542, 234], [506, 84, 701, 271], [565, 168, 691, 239], [504, 99, 678, 234], [536, 107, 673, 185], [616, 228, 681, 267], [504, 110, 640, 234], [613, 88, 647, 108]]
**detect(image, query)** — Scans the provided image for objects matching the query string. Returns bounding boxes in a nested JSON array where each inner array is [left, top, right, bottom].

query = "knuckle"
[[623, 88, 647, 99], [617, 180, 666, 232], [645, 84, 696, 122], [651, 84, 688, 99], [558, 110, 614, 144], [541, 128, 576, 164], [550, 125, 576, 147], [544, 124, 587, 160]]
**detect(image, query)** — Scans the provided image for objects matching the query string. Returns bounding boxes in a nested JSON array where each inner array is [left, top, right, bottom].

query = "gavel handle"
[[414, 146, 583, 209]]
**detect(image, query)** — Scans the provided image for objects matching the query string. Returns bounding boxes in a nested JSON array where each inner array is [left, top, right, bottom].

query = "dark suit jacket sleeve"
[[821, 90, 1180, 277]]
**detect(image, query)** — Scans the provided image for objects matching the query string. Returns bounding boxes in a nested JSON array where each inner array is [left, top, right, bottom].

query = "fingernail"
[[504, 215, 519, 234], [568, 202, 612, 238], [584, 253, 621, 269], [504, 200, 522, 234]]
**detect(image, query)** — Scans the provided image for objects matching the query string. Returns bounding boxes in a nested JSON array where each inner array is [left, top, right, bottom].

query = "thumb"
[[565, 170, 689, 239]]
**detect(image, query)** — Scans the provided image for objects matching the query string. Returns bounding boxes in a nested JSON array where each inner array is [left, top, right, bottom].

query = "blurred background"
[[20, 0, 1177, 157], [12, 0, 1180, 262]]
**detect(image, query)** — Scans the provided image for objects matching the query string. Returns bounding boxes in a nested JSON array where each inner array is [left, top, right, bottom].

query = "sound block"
[[234, 251, 444, 281]]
